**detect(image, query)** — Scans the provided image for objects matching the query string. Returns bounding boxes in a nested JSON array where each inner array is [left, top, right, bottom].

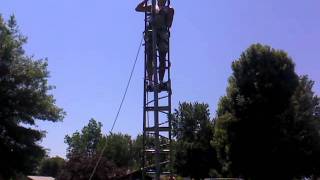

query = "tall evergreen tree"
[[0, 15, 64, 179]]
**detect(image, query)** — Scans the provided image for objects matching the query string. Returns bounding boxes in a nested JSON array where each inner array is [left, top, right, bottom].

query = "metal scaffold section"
[[142, 0, 173, 179]]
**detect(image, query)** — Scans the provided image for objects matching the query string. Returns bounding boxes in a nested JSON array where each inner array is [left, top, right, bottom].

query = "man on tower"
[[136, 0, 174, 90]]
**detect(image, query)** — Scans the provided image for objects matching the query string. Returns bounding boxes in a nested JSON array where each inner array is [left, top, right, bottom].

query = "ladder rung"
[[145, 127, 170, 132], [156, 66, 169, 70], [146, 106, 170, 111], [160, 143, 170, 147], [145, 149, 170, 153], [145, 132, 170, 138], [143, 161, 170, 170], [145, 133, 170, 141], [146, 171, 171, 175]]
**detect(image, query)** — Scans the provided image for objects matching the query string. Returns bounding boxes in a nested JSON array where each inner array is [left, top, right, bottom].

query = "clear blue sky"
[[1, 0, 320, 157]]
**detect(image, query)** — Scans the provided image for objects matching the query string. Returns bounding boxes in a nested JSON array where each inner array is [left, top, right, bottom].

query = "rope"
[[88, 36, 144, 180]]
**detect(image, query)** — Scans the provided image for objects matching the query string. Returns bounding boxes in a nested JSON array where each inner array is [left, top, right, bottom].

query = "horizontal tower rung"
[[156, 66, 170, 70], [143, 161, 170, 170], [145, 127, 170, 132], [160, 143, 170, 147], [145, 106, 170, 111], [146, 171, 171, 175], [145, 132, 170, 139], [145, 149, 170, 153]]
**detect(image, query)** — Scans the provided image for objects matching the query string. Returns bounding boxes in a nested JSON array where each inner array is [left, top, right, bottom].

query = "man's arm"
[[167, 8, 174, 28], [135, 0, 152, 12]]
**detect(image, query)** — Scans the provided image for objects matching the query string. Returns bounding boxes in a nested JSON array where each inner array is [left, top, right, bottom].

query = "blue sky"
[[1, 0, 320, 157]]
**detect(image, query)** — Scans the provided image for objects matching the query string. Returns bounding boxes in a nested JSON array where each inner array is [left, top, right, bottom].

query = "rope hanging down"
[[88, 36, 144, 180]]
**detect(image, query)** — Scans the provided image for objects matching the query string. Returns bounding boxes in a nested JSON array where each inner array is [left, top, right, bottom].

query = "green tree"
[[172, 102, 219, 179], [100, 133, 133, 169], [57, 153, 124, 180], [38, 156, 65, 178], [0, 15, 65, 179], [62, 119, 136, 178], [213, 44, 320, 179], [61, 119, 125, 180], [65, 118, 103, 157], [131, 134, 144, 169]]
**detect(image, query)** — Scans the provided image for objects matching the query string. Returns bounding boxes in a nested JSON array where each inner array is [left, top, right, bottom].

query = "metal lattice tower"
[[142, 0, 173, 179]]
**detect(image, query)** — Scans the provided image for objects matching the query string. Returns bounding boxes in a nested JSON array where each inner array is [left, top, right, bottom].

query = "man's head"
[[158, 0, 167, 7]]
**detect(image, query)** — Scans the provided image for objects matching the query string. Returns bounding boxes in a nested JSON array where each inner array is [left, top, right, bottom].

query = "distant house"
[[27, 176, 55, 180]]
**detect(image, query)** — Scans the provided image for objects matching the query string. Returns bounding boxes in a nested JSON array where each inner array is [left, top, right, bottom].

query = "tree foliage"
[[57, 153, 124, 180], [212, 44, 320, 179], [61, 119, 122, 179], [38, 156, 65, 178], [62, 119, 138, 179], [172, 102, 219, 178], [0, 15, 64, 179], [65, 118, 103, 157], [100, 133, 133, 168], [131, 134, 144, 169]]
